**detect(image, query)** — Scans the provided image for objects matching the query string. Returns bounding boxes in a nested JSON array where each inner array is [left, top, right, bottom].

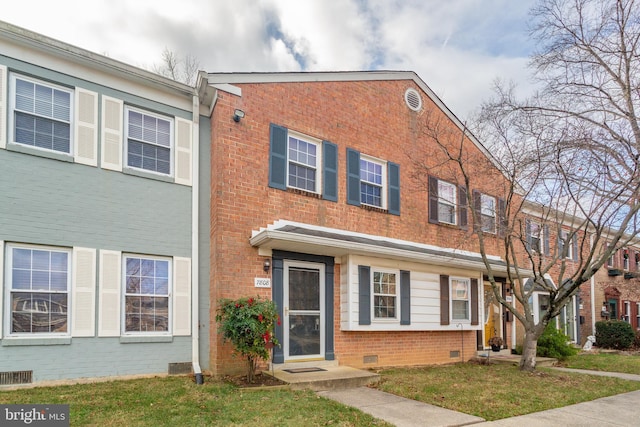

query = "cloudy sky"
[[3, 0, 539, 119]]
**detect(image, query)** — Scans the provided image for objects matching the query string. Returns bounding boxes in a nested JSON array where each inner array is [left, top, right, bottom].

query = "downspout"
[[590, 233, 596, 338], [191, 89, 203, 385]]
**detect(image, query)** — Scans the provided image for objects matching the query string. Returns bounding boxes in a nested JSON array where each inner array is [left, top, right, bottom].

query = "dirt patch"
[[223, 372, 288, 388]]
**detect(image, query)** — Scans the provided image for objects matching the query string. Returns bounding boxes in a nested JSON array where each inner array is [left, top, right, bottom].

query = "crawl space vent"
[[404, 88, 422, 112], [0, 370, 33, 385]]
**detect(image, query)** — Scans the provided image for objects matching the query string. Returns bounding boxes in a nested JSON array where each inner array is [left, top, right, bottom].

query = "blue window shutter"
[[358, 265, 371, 325], [428, 176, 439, 224], [323, 140, 338, 201], [347, 148, 361, 206], [440, 275, 450, 325], [269, 124, 287, 190], [525, 219, 532, 251], [388, 162, 400, 215], [400, 270, 410, 325], [458, 185, 468, 230], [471, 278, 479, 325], [572, 233, 579, 261]]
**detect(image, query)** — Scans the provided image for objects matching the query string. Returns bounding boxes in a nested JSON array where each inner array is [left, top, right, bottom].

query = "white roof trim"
[[250, 220, 507, 273]]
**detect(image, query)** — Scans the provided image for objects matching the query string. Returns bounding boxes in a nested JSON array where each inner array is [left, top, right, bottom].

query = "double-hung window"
[[606, 244, 614, 268], [438, 180, 457, 224], [288, 133, 320, 193], [123, 255, 171, 333], [7, 244, 70, 335], [11, 75, 72, 154], [373, 270, 397, 319], [125, 107, 173, 175], [360, 156, 385, 208], [559, 230, 572, 259], [527, 221, 542, 253], [429, 176, 466, 227], [480, 194, 496, 233], [623, 249, 630, 270], [451, 278, 470, 321]]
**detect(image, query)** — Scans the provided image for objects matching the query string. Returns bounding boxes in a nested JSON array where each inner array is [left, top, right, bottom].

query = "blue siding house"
[[0, 21, 202, 385]]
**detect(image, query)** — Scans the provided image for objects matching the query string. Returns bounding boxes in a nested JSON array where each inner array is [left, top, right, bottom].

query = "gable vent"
[[404, 88, 422, 112], [0, 370, 33, 385]]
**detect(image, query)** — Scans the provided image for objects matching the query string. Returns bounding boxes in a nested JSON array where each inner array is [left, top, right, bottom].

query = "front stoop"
[[474, 350, 558, 367], [265, 361, 380, 391]]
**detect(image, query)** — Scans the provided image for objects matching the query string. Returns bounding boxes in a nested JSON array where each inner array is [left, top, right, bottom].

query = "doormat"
[[283, 367, 327, 373]]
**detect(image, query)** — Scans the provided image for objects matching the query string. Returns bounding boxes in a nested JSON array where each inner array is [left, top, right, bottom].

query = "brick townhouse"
[[199, 71, 519, 375]]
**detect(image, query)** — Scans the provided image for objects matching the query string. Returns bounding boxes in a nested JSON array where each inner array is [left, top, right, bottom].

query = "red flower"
[[235, 303, 240, 308], [248, 298, 254, 306], [258, 314, 264, 322], [277, 316, 281, 326], [262, 331, 270, 343]]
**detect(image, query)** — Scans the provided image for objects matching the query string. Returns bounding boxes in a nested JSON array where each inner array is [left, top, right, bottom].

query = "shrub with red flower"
[[216, 296, 280, 383]]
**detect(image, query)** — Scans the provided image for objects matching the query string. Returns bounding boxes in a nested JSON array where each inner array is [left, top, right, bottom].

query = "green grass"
[[562, 352, 640, 374], [374, 362, 640, 421], [0, 376, 391, 426]]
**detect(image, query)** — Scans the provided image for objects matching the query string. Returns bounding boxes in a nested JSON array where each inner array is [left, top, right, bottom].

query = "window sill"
[[286, 187, 322, 199], [1, 337, 72, 346], [7, 142, 74, 163], [360, 204, 388, 214], [122, 166, 174, 184], [119, 335, 173, 344]]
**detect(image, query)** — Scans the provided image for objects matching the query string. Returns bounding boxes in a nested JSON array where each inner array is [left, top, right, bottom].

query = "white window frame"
[[450, 277, 471, 322], [606, 244, 614, 267], [528, 221, 543, 253], [480, 193, 496, 234], [371, 268, 398, 321], [9, 74, 74, 155], [559, 230, 573, 259], [623, 301, 631, 323], [4, 243, 71, 337], [528, 292, 550, 325], [121, 254, 172, 335], [286, 131, 322, 194], [623, 249, 630, 271], [124, 106, 174, 177], [636, 303, 640, 328], [360, 154, 387, 209], [438, 179, 457, 225]]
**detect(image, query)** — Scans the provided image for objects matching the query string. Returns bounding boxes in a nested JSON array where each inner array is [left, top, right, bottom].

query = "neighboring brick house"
[[201, 72, 517, 374], [0, 22, 200, 385], [595, 241, 640, 330]]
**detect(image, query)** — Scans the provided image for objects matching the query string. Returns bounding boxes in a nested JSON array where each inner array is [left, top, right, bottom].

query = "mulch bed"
[[223, 372, 288, 388]]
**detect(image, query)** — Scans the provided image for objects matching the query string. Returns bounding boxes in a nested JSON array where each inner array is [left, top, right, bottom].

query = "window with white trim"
[[528, 221, 542, 253], [438, 180, 457, 224], [636, 303, 640, 328], [123, 255, 171, 333], [125, 107, 173, 175], [623, 249, 630, 270], [360, 156, 386, 208], [623, 301, 631, 323], [10, 74, 73, 154], [480, 194, 496, 233], [373, 270, 397, 319], [451, 278, 470, 321], [288, 133, 321, 193], [6, 244, 70, 335], [559, 230, 572, 259]]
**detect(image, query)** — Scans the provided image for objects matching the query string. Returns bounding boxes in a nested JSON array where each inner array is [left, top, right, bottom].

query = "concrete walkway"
[[319, 368, 640, 427]]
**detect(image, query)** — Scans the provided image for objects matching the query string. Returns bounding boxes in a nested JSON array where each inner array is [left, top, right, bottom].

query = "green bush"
[[216, 296, 280, 383], [595, 321, 635, 349], [536, 323, 578, 360]]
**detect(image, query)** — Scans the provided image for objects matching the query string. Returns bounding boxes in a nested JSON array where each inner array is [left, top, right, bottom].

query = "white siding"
[[172, 257, 191, 336], [174, 117, 193, 186], [341, 254, 482, 332], [74, 88, 98, 166], [98, 250, 121, 336], [0, 65, 6, 149], [72, 247, 97, 337], [101, 96, 123, 171]]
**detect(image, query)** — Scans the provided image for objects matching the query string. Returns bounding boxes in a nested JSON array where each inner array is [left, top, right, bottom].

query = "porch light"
[[233, 109, 245, 122], [263, 259, 271, 273]]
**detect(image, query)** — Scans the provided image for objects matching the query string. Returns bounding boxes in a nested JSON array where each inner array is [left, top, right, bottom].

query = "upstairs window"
[[428, 176, 467, 228], [11, 75, 72, 154], [623, 249, 630, 270], [480, 194, 496, 233], [360, 156, 385, 208], [125, 107, 173, 175], [526, 219, 549, 255], [288, 133, 320, 193], [559, 230, 573, 259]]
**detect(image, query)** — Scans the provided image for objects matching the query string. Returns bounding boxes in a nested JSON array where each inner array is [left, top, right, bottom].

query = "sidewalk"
[[319, 368, 640, 427]]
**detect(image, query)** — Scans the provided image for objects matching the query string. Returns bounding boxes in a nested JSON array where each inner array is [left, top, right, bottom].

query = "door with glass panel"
[[283, 261, 325, 360]]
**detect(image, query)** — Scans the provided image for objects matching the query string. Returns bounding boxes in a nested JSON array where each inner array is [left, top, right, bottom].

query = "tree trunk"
[[247, 356, 257, 383], [519, 330, 538, 372]]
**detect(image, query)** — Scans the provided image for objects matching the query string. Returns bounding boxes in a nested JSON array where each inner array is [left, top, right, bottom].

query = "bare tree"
[[153, 47, 200, 86], [413, 0, 640, 372]]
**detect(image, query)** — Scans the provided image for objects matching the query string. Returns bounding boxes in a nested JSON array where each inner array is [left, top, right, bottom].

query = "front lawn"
[[562, 351, 640, 374]]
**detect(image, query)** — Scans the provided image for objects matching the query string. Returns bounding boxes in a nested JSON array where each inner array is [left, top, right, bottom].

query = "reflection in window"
[[124, 256, 170, 333], [373, 271, 396, 318]]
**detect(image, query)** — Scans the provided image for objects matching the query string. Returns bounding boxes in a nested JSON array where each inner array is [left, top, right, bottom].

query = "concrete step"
[[266, 364, 380, 391]]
